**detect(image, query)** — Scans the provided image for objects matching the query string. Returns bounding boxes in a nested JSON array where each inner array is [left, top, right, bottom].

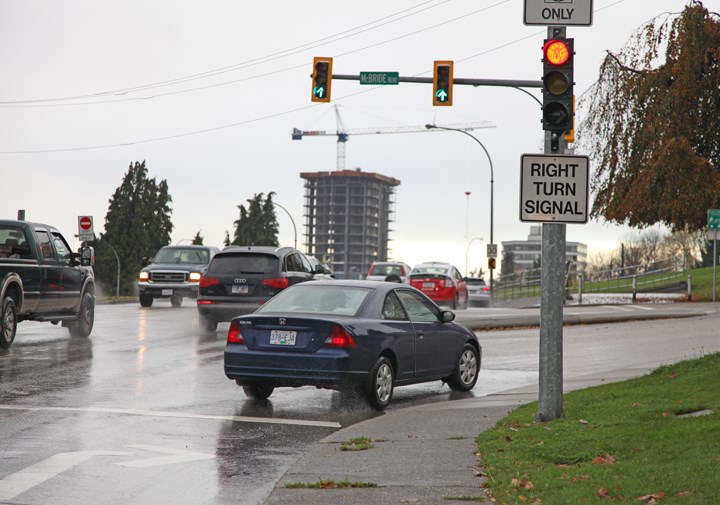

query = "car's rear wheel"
[[242, 382, 275, 400], [68, 292, 95, 338], [170, 293, 183, 307], [139, 294, 153, 307], [446, 344, 479, 391], [0, 296, 17, 349], [364, 356, 394, 410]]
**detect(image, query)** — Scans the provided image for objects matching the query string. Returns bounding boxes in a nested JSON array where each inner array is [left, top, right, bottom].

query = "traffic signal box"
[[433, 61, 454, 106], [488, 258, 496, 270], [311, 57, 333, 103], [542, 38, 574, 132]]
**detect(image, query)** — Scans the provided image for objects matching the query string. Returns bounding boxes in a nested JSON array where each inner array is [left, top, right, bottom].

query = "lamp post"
[[465, 237, 484, 277], [426, 124, 495, 303], [273, 202, 297, 250]]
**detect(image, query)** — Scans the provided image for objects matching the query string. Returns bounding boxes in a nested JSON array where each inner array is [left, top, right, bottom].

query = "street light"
[[273, 202, 297, 250], [465, 237, 484, 277], [426, 124, 495, 303]]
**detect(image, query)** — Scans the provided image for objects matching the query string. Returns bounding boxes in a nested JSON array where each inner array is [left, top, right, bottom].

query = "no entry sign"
[[520, 154, 589, 224], [78, 215, 95, 241]]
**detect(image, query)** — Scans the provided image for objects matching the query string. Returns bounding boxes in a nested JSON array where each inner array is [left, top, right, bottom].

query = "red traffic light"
[[543, 39, 570, 66]]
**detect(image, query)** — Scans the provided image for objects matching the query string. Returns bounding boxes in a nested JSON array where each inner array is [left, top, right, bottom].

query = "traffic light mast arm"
[[332, 74, 542, 88]]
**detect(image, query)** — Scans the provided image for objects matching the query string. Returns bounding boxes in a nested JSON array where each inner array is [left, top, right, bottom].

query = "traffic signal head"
[[311, 57, 333, 103], [542, 38, 574, 132], [433, 60, 453, 106], [488, 258, 496, 270]]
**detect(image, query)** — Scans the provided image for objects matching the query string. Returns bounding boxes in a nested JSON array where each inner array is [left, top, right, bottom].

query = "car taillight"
[[227, 320, 246, 344], [481, 286, 491, 292], [323, 325, 358, 349], [262, 277, 289, 289], [200, 276, 220, 288], [444, 278, 454, 288]]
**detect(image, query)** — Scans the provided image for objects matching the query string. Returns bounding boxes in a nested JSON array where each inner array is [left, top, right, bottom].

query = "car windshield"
[[369, 264, 403, 276], [257, 285, 372, 316], [154, 248, 209, 264], [209, 253, 278, 274]]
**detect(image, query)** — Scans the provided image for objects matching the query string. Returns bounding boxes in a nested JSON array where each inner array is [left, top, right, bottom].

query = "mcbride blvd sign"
[[709, 209, 720, 230], [520, 154, 590, 224], [359, 72, 399, 85]]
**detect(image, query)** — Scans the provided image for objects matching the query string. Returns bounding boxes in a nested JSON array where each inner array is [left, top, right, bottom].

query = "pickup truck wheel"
[[242, 383, 275, 400], [0, 296, 17, 349], [139, 294, 153, 307], [68, 292, 95, 338], [170, 293, 183, 307]]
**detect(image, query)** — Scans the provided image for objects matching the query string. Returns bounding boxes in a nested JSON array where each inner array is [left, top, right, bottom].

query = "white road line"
[[0, 405, 341, 429], [117, 445, 214, 468], [0, 451, 131, 501]]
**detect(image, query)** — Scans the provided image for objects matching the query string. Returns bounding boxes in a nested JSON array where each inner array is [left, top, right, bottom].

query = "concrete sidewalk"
[[263, 303, 717, 505]]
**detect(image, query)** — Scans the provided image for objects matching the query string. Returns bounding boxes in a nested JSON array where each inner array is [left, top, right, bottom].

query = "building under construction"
[[301, 169, 400, 279]]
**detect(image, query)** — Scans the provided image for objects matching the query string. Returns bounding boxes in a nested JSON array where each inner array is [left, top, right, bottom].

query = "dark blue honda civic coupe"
[[223, 279, 481, 409]]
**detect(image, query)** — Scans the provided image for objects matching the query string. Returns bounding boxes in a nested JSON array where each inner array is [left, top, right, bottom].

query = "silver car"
[[465, 277, 491, 307]]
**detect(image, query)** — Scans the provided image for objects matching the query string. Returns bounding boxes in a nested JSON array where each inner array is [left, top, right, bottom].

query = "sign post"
[[78, 216, 95, 242], [708, 210, 720, 302]]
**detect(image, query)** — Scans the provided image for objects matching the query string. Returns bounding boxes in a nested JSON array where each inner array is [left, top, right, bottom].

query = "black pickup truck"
[[0, 219, 96, 349]]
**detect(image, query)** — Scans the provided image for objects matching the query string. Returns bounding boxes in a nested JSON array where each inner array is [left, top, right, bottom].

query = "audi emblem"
[[279, 318, 286, 326], [233, 278, 247, 283]]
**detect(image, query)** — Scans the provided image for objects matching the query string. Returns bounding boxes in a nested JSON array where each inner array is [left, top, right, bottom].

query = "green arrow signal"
[[436, 89, 448, 102], [313, 86, 326, 98]]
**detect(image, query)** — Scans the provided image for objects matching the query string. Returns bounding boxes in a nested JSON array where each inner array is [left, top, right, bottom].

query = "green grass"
[[339, 436, 374, 451], [475, 353, 720, 504]]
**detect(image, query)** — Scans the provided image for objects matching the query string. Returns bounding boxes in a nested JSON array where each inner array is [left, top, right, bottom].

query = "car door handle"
[[417, 331, 424, 339]]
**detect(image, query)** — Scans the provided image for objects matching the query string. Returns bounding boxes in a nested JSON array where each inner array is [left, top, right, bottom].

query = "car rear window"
[[411, 266, 449, 277], [209, 253, 279, 274], [369, 264, 403, 276], [465, 279, 487, 286], [257, 284, 372, 316]]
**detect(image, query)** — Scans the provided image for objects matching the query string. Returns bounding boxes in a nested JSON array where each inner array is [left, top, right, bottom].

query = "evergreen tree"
[[192, 231, 204, 245], [232, 192, 279, 246], [94, 161, 173, 295]]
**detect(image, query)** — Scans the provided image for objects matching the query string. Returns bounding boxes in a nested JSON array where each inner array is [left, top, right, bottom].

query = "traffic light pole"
[[537, 26, 568, 423]]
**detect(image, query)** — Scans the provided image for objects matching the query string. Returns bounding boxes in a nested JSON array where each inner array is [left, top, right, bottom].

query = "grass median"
[[476, 352, 720, 504]]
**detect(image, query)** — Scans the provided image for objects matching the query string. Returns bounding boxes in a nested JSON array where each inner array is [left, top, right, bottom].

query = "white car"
[[365, 261, 412, 283]]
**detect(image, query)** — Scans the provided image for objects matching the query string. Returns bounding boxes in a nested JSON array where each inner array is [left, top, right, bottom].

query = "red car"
[[409, 262, 468, 310]]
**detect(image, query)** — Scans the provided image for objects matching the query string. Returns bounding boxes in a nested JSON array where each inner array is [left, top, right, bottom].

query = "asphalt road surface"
[[0, 301, 718, 504]]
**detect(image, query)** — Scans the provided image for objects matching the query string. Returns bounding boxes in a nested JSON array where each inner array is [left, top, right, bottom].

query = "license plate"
[[162, 289, 173, 296], [270, 329, 296, 345], [232, 285, 249, 294], [422, 282, 435, 289]]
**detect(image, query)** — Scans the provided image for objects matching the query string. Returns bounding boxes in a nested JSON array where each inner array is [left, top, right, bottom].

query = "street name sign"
[[524, 0, 594, 26], [359, 72, 399, 85], [520, 154, 589, 224], [708, 209, 720, 230]]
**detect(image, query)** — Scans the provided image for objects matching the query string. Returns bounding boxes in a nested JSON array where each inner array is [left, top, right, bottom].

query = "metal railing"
[[494, 256, 686, 304]]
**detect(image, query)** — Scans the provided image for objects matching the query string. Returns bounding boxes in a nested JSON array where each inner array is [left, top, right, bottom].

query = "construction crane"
[[292, 105, 495, 171]]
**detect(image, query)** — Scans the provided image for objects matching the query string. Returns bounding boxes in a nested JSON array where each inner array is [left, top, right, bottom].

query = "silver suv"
[[365, 261, 412, 283]]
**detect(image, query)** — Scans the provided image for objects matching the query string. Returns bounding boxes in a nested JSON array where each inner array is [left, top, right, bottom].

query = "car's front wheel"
[[364, 356, 394, 410], [446, 344, 479, 391], [241, 382, 275, 400], [0, 296, 17, 349], [170, 293, 183, 307], [139, 294, 153, 307], [68, 292, 95, 338]]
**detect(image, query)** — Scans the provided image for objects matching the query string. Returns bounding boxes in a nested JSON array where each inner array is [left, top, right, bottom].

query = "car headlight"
[[189, 272, 202, 282], [139, 271, 149, 281]]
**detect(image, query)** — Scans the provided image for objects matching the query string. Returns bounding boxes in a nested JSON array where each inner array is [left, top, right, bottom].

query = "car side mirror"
[[80, 246, 95, 267], [313, 264, 325, 275], [441, 310, 455, 323], [141, 256, 150, 267]]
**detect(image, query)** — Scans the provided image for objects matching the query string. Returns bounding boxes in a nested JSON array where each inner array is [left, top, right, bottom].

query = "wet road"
[[0, 301, 717, 504]]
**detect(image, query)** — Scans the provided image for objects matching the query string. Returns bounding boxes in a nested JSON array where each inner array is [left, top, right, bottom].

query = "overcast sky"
[[0, 0, 706, 275]]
